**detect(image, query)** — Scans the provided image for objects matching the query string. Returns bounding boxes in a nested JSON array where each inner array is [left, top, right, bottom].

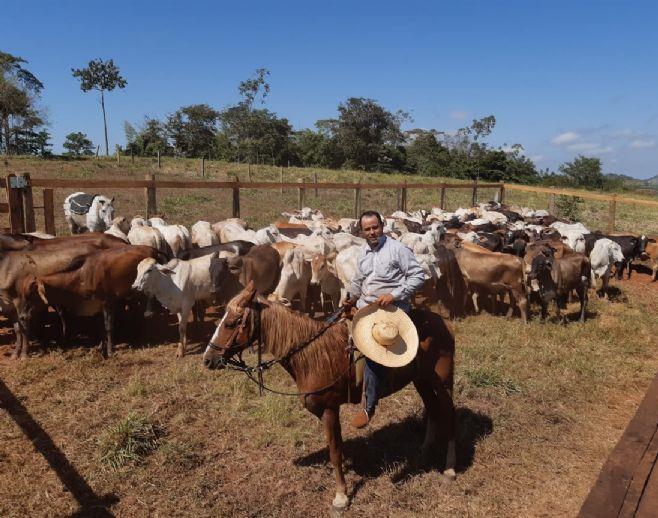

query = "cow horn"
[[36, 279, 49, 305]]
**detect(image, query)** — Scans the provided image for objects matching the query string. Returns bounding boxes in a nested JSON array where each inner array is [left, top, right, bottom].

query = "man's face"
[[360, 215, 383, 246]]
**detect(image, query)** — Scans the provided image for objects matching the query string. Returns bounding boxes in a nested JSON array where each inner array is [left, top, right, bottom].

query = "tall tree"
[[166, 104, 219, 157], [559, 155, 605, 188], [71, 58, 127, 155], [328, 97, 411, 171], [63, 132, 94, 157], [0, 51, 45, 154]]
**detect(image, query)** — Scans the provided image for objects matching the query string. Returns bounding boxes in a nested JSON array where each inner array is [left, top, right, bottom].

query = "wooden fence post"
[[548, 193, 556, 215], [354, 181, 362, 219], [232, 177, 241, 218], [607, 196, 617, 234], [279, 168, 283, 197], [401, 181, 408, 212], [6, 174, 25, 234], [499, 184, 505, 204], [116, 145, 120, 164], [201, 156, 205, 178], [131, 148, 134, 164], [298, 178, 305, 209], [157, 150, 161, 169], [471, 180, 478, 207], [396, 188, 402, 211], [440, 184, 446, 210], [314, 171, 318, 197], [43, 188, 55, 236], [22, 173, 35, 233], [145, 173, 157, 218]]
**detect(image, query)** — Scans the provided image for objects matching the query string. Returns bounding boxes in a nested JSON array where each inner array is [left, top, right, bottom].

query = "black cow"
[[475, 232, 504, 252]]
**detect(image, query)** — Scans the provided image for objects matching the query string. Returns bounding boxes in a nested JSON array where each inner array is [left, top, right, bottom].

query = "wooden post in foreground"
[[298, 178, 305, 209], [354, 181, 362, 219], [548, 193, 556, 215], [145, 172, 157, 218], [5, 174, 24, 234], [439, 185, 446, 210], [43, 188, 55, 236], [607, 196, 617, 234], [22, 173, 35, 233], [232, 177, 240, 218]]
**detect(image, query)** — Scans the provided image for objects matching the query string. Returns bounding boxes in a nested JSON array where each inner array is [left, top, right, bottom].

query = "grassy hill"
[[3, 155, 658, 235]]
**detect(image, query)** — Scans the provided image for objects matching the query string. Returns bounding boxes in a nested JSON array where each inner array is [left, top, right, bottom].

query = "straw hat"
[[352, 304, 419, 368]]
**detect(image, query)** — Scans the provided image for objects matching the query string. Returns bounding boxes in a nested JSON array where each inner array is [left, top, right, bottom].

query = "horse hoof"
[[331, 493, 349, 511], [442, 468, 456, 482]]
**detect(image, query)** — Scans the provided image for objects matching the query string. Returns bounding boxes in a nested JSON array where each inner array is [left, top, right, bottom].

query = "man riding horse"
[[342, 210, 425, 428]]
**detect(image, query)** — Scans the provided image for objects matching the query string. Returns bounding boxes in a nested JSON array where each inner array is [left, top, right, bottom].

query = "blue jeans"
[[363, 300, 410, 414]]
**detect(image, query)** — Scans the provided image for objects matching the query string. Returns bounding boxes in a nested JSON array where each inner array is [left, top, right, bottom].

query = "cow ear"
[[36, 280, 49, 305], [158, 267, 175, 276], [111, 197, 115, 204]]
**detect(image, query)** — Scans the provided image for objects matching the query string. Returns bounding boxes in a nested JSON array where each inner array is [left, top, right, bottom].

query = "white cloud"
[[566, 142, 599, 151], [629, 139, 656, 149], [551, 131, 581, 145], [449, 110, 467, 120], [530, 154, 544, 162]]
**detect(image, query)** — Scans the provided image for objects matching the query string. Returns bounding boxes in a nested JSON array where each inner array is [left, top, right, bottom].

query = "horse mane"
[[435, 244, 467, 319], [232, 296, 349, 380]]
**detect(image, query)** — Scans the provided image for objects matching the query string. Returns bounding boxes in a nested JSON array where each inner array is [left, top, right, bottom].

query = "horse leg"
[[322, 407, 348, 510], [413, 379, 439, 462], [431, 374, 456, 479]]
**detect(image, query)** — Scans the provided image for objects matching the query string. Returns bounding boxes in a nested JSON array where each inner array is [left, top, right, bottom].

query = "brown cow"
[[0, 235, 130, 358], [227, 244, 281, 295], [16, 245, 159, 358], [644, 239, 658, 281], [449, 241, 528, 322], [527, 248, 591, 323]]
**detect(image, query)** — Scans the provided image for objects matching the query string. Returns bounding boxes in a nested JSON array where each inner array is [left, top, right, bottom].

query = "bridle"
[[206, 303, 360, 397]]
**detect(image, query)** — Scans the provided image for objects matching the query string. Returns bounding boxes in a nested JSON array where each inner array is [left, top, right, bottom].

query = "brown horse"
[[203, 281, 456, 510]]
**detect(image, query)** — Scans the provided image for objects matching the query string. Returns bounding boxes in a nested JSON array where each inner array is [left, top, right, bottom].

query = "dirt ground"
[[1, 268, 657, 517]]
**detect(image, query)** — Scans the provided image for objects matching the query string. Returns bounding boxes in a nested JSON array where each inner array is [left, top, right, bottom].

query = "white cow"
[[104, 216, 130, 242], [127, 218, 167, 253], [213, 218, 249, 243], [191, 221, 219, 248], [333, 232, 366, 252], [399, 222, 443, 255], [63, 192, 115, 234], [334, 244, 363, 302], [270, 248, 313, 312], [149, 218, 191, 258], [132, 253, 225, 357], [590, 238, 625, 298]]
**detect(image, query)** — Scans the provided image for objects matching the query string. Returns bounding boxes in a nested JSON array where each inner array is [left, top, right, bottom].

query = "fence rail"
[[2, 173, 657, 236]]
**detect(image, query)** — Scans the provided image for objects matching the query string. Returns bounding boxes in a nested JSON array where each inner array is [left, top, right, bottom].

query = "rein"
[[207, 304, 361, 397]]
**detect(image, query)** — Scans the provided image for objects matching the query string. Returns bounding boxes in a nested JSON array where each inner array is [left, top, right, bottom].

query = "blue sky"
[[5, 0, 658, 178]]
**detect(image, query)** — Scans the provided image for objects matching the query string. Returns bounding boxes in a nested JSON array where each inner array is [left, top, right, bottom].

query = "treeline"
[[1, 53, 617, 189]]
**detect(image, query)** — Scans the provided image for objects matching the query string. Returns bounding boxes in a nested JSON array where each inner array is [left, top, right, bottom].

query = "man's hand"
[[375, 293, 395, 307], [341, 296, 358, 308]]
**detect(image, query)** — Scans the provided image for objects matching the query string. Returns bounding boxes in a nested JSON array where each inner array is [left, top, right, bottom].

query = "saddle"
[[69, 193, 97, 215]]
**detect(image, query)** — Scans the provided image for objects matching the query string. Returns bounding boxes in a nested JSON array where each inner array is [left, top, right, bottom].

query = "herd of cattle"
[[1, 192, 657, 360]]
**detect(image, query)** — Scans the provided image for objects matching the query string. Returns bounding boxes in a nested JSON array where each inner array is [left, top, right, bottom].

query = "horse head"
[[203, 281, 265, 369], [93, 195, 115, 230]]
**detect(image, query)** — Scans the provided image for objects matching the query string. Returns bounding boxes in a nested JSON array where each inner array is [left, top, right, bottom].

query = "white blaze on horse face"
[[205, 312, 228, 355]]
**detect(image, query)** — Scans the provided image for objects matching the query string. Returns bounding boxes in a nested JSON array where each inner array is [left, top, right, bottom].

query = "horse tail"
[[435, 244, 468, 319]]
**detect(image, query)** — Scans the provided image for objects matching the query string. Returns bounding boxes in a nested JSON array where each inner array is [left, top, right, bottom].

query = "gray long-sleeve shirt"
[[348, 235, 426, 309]]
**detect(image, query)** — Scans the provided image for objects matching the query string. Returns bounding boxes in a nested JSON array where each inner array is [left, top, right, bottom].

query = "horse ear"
[[236, 280, 257, 307]]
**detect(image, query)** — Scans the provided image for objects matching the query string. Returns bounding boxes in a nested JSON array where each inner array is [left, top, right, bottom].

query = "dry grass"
[[1, 157, 658, 516], [3, 156, 657, 233], [1, 275, 657, 516]]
